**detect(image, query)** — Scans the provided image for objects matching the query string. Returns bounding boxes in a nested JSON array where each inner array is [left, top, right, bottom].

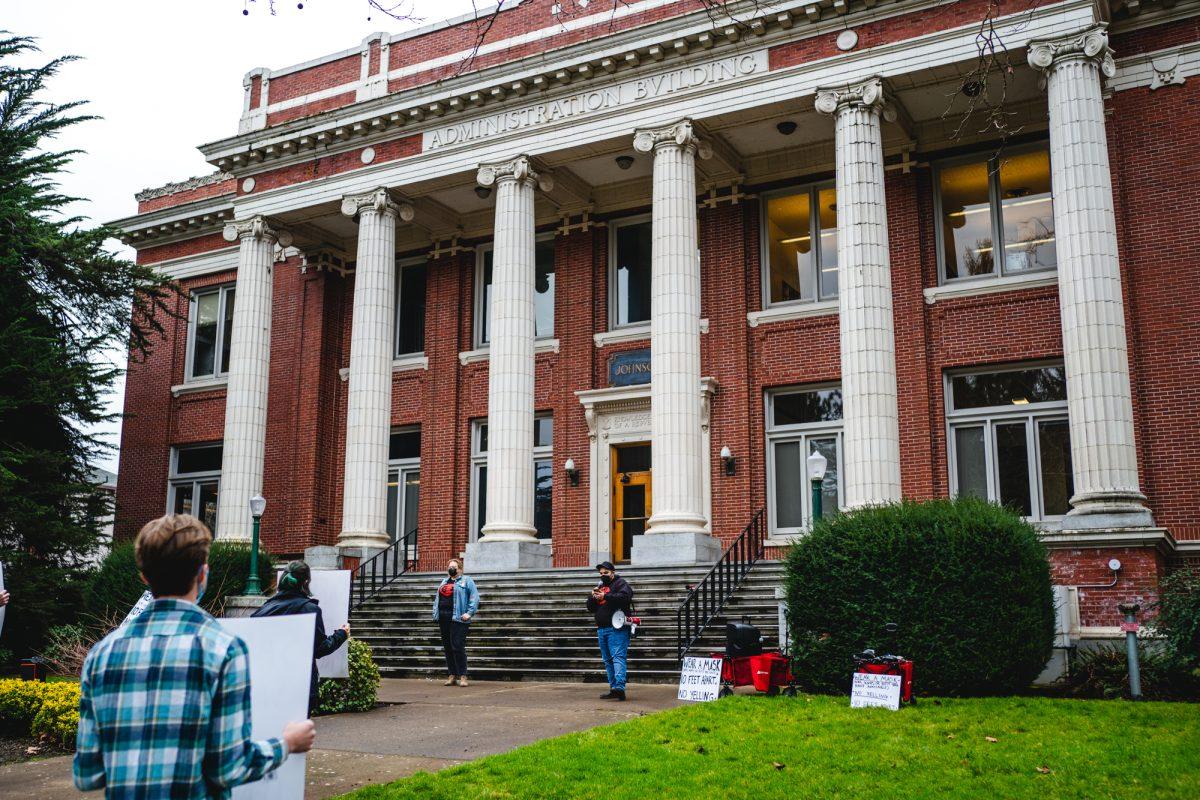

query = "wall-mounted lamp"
[[720, 446, 736, 477], [564, 458, 580, 487], [615, 155, 635, 170], [474, 185, 492, 200]]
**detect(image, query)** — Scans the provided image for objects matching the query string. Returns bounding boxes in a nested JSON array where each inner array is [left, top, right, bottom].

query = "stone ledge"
[[1040, 527, 1177, 556], [594, 319, 709, 348], [923, 271, 1058, 304], [747, 301, 838, 327], [459, 338, 560, 365], [171, 377, 229, 397]]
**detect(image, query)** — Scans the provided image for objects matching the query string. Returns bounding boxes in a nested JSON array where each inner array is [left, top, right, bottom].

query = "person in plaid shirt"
[[73, 514, 315, 798]]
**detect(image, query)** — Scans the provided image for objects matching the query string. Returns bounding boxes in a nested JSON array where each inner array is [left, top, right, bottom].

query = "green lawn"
[[341, 694, 1199, 800]]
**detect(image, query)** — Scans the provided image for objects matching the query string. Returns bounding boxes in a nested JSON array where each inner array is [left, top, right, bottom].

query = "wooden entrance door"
[[611, 443, 652, 563]]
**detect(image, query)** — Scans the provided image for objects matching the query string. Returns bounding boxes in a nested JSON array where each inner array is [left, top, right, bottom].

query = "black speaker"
[[725, 621, 763, 658]]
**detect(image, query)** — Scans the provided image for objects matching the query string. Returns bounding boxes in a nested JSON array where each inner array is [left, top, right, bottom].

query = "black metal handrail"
[[675, 508, 767, 661], [351, 528, 418, 611]]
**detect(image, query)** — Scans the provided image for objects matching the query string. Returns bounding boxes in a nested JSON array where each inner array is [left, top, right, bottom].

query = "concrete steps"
[[350, 561, 786, 683]]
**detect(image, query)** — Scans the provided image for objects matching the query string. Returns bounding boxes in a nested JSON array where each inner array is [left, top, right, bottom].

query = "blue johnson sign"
[[609, 348, 651, 387]]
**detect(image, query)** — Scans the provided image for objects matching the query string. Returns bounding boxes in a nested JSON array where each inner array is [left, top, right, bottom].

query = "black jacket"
[[586, 576, 633, 628], [251, 589, 348, 713]]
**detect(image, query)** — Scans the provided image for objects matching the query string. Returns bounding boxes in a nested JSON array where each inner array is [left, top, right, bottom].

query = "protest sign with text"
[[850, 671, 903, 711], [677, 656, 724, 702]]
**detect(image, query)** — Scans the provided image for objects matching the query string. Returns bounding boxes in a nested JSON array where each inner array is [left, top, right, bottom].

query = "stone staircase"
[[351, 561, 786, 683]]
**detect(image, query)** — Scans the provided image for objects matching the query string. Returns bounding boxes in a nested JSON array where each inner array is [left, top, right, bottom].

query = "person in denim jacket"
[[432, 559, 479, 686]]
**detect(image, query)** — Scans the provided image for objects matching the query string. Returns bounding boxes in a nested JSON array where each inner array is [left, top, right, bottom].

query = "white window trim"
[[167, 443, 222, 532], [759, 182, 838, 311], [933, 143, 1058, 286], [944, 363, 1070, 523], [593, 318, 709, 347], [394, 255, 427, 359], [474, 232, 556, 349], [764, 385, 844, 545], [469, 415, 554, 543], [458, 338, 560, 365], [923, 271, 1058, 305], [184, 284, 235, 384], [171, 376, 229, 397], [387, 425, 421, 550], [607, 213, 654, 331], [747, 300, 838, 328]]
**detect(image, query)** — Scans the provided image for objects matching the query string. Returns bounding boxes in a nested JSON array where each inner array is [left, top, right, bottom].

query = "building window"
[[946, 364, 1072, 520], [186, 285, 235, 381], [470, 415, 553, 541], [609, 216, 653, 328], [935, 145, 1056, 282], [766, 386, 843, 537], [475, 236, 555, 347], [395, 259, 427, 357], [761, 184, 838, 306], [168, 443, 222, 534], [385, 427, 420, 552]]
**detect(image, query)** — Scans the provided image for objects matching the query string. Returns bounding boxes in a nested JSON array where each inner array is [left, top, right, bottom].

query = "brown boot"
[[457, 676, 469, 687], [444, 675, 457, 686]]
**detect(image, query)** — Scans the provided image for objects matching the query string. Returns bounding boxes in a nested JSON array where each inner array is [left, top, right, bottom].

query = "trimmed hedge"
[[85, 540, 275, 623], [785, 497, 1055, 696], [0, 678, 80, 745], [317, 638, 380, 714]]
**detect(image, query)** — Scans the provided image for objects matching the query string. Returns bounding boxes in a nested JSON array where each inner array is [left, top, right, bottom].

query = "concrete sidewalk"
[[0, 679, 682, 800]]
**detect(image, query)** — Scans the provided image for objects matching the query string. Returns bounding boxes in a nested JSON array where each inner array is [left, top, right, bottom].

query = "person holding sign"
[[587, 561, 633, 701], [431, 559, 479, 687], [73, 514, 315, 798], [251, 560, 350, 714]]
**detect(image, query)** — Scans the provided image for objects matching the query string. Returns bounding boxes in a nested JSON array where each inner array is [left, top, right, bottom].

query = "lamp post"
[[246, 494, 267, 595], [807, 450, 828, 524]]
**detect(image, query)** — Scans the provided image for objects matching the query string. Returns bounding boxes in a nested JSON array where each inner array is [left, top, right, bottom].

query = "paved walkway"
[[0, 679, 682, 800]]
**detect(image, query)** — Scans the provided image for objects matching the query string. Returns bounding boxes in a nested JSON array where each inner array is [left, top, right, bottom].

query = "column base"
[[465, 539, 552, 572], [304, 545, 341, 570], [1061, 506, 1153, 531], [222, 594, 267, 618], [630, 531, 722, 566], [338, 529, 392, 551]]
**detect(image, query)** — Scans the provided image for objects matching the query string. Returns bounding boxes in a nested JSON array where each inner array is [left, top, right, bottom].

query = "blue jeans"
[[596, 626, 631, 691]]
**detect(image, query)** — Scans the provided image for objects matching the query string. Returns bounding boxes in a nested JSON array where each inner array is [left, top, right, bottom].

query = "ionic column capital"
[[632, 118, 713, 159], [340, 187, 415, 222], [222, 215, 292, 247], [815, 76, 888, 116], [1028, 25, 1116, 79], [477, 155, 554, 192]]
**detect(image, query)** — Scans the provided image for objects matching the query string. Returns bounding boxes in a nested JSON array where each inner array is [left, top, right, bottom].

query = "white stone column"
[[816, 77, 903, 508], [1029, 26, 1152, 528], [216, 217, 290, 540], [631, 119, 721, 566], [338, 188, 414, 552], [467, 156, 553, 571]]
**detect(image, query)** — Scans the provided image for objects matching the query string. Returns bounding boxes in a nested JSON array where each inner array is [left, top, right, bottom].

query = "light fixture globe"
[[249, 494, 267, 518], [806, 450, 828, 482]]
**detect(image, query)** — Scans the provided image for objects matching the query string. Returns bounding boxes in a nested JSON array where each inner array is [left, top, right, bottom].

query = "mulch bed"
[[0, 735, 72, 766]]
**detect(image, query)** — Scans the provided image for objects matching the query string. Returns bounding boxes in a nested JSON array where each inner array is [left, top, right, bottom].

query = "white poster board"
[[850, 671, 903, 711], [0, 562, 6, 639], [274, 570, 351, 679], [120, 591, 154, 629], [222, 614, 315, 800], [677, 656, 724, 702]]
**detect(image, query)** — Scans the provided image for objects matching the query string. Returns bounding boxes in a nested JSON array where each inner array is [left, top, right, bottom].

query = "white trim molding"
[[747, 300, 838, 327], [171, 377, 229, 397], [458, 338, 560, 365], [594, 318, 708, 347], [923, 271, 1059, 305]]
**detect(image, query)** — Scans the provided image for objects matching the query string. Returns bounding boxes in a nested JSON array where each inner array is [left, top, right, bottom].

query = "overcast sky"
[[8, 0, 480, 474]]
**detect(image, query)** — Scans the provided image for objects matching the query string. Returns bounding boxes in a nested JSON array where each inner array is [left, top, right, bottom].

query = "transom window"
[[470, 416, 553, 541], [761, 183, 838, 306], [386, 427, 420, 557], [168, 443, 222, 534], [936, 145, 1056, 282], [186, 285, 235, 381], [766, 386, 843, 537], [395, 259, 427, 357], [609, 216, 653, 328], [475, 236, 555, 347], [946, 364, 1073, 521]]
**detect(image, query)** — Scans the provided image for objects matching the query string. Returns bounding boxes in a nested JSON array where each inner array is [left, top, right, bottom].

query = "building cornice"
[[110, 197, 235, 247], [1040, 527, 1179, 557]]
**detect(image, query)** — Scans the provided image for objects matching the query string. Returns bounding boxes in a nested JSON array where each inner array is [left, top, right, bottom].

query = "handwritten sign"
[[609, 348, 651, 387], [677, 656, 723, 702], [850, 671, 903, 711]]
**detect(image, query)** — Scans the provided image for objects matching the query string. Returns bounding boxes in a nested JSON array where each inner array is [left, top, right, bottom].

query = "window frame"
[[386, 425, 421, 555], [394, 256, 428, 358], [764, 384, 845, 539], [944, 362, 1071, 522], [933, 142, 1056, 286], [469, 414, 554, 543], [185, 284, 235, 382], [167, 443, 223, 534], [474, 232, 556, 349], [759, 182, 839, 310], [606, 213, 654, 331]]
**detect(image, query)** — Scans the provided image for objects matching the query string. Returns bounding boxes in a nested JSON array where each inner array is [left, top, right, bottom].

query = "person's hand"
[[339, 623, 350, 636], [282, 720, 316, 754], [0, 590, 9, 607], [460, 613, 471, 622]]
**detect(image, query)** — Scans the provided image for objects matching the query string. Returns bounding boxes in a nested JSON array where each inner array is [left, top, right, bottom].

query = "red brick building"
[[114, 0, 1200, 642]]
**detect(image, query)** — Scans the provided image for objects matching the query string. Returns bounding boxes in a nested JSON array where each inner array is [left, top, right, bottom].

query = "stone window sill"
[[338, 354, 429, 382], [171, 377, 228, 397], [923, 272, 1058, 305], [747, 301, 838, 328], [593, 319, 709, 348], [459, 339, 560, 365]]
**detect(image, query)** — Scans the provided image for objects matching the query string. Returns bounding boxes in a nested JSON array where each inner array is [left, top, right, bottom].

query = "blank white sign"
[[274, 570, 351, 679], [223, 614, 315, 800]]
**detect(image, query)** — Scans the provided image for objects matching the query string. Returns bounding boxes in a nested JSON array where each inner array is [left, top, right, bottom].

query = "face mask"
[[448, 567, 458, 577], [600, 574, 614, 585]]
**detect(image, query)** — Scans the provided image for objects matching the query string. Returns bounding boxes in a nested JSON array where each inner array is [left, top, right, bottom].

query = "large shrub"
[[85, 540, 274, 622], [0, 678, 48, 735], [317, 639, 380, 714], [1065, 641, 1199, 701], [0, 678, 80, 744], [1153, 568, 1200, 668], [785, 497, 1055, 696]]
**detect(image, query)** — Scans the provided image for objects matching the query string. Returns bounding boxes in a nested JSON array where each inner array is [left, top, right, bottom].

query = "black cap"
[[596, 561, 616, 572]]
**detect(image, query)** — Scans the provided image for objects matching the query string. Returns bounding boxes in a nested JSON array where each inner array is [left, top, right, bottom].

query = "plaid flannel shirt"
[[73, 598, 288, 799]]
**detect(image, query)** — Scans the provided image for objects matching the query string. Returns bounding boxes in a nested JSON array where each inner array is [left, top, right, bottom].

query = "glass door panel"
[[994, 422, 1032, 516]]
